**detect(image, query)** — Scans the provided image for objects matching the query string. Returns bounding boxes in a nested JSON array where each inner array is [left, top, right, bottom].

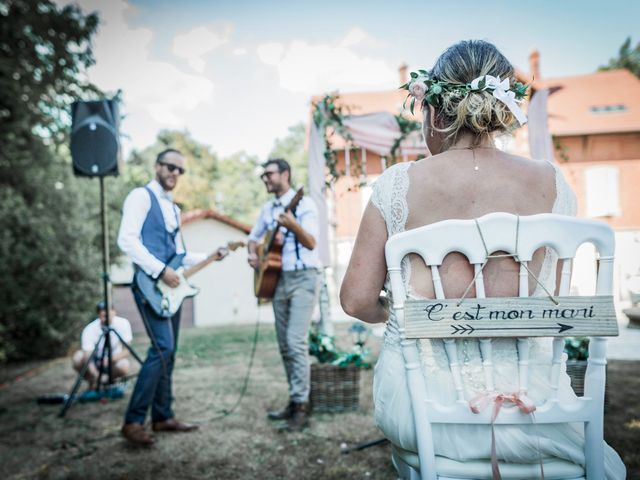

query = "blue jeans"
[[124, 286, 181, 424]]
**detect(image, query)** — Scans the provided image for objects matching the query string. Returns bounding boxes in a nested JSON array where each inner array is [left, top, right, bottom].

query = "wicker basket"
[[566, 360, 588, 396], [566, 360, 608, 408], [310, 363, 360, 413]]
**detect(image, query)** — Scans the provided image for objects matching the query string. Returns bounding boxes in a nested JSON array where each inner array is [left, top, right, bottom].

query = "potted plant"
[[308, 324, 371, 413], [564, 337, 589, 397]]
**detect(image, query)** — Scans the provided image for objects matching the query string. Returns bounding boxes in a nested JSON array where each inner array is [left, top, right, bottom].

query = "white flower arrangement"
[[401, 69, 529, 125]]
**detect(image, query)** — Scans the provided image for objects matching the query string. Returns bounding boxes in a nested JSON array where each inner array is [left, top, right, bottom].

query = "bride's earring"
[[430, 129, 434, 138]]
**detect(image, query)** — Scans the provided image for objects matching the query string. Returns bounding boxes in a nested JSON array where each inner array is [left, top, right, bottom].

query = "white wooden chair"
[[384, 212, 618, 480]]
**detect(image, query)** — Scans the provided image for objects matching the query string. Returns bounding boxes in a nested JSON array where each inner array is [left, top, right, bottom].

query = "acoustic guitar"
[[254, 187, 304, 299], [135, 241, 246, 317]]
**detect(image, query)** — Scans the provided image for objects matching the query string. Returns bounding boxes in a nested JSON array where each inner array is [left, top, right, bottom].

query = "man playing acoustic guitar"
[[248, 158, 321, 432], [118, 148, 228, 445]]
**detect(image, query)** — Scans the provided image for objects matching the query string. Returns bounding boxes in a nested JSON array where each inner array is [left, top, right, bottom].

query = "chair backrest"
[[385, 212, 617, 480]]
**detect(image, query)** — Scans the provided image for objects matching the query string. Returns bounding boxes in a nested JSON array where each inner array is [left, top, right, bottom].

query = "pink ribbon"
[[468, 392, 544, 480]]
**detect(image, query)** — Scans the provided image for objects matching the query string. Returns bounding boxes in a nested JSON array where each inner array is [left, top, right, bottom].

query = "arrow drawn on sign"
[[451, 323, 574, 335]]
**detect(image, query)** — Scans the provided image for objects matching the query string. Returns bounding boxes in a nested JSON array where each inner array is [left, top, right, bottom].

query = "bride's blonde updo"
[[429, 40, 519, 147]]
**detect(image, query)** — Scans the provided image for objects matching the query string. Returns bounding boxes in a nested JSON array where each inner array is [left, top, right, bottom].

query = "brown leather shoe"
[[267, 401, 295, 421], [285, 402, 310, 432], [152, 417, 199, 433], [121, 423, 154, 446]]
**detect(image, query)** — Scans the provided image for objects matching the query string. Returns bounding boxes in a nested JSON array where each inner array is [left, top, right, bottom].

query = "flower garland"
[[389, 114, 421, 165], [312, 93, 353, 186], [312, 93, 421, 185]]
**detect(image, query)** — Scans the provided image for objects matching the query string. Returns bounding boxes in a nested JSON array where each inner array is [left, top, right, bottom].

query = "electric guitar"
[[135, 241, 246, 317], [254, 187, 304, 299]]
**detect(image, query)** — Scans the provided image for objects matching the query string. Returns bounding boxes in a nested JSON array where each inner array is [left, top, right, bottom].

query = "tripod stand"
[[59, 176, 142, 417]]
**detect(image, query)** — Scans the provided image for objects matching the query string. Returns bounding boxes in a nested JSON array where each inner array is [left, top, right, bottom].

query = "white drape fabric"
[[528, 88, 555, 162], [342, 113, 425, 157], [308, 121, 331, 267]]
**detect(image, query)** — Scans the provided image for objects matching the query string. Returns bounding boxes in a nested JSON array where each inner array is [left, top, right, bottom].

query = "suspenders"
[[271, 199, 307, 271]]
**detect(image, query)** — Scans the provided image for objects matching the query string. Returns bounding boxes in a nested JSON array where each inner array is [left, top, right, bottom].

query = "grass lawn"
[[0, 323, 638, 479]]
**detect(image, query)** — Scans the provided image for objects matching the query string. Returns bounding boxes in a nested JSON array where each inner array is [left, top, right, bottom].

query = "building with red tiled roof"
[[538, 69, 640, 231], [534, 68, 640, 303], [182, 208, 252, 234], [540, 69, 640, 136]]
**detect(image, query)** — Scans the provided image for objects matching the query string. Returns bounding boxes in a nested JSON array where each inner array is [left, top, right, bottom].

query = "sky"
[[60, 0, 638, 159]]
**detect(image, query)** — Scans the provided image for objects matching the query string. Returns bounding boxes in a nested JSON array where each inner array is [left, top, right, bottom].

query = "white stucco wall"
[[182, 219, 274, 326]]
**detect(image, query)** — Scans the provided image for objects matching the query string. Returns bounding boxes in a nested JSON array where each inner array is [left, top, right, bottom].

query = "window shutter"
[[585, 166, 621, 217]]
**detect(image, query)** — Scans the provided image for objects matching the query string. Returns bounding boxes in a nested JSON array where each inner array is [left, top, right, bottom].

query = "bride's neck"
[[448, 134, 495, 150]]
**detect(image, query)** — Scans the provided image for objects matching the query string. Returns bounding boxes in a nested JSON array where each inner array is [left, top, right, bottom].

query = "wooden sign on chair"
[[404, 295, 619, 339]]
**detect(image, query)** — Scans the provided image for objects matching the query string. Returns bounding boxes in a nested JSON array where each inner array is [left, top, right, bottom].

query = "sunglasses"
[[260, 170, 280, 181], [159, 161, 186, 175]]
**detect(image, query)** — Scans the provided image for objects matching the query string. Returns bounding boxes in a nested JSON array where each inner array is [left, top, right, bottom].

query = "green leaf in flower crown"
[[418, 69, 428, 75], [410, 97, 416, 115], [477, 77, 486, 90], [514, 82, 528, 98], [399, 83, 408, 89], [430, 84, 442, 95], [410, 71, 418, 79]]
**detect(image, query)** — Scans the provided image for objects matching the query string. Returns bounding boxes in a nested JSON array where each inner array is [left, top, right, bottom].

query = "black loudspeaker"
[[71, 99, 120, 177]]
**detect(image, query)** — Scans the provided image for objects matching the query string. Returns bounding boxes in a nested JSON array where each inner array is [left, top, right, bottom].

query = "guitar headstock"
[[227, 241, 246, 251], [285, 187, 304, 213]]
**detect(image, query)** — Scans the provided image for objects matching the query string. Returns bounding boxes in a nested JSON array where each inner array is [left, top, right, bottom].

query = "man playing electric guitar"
[[117, 148, 228, 446], [247, 158, 321, 432]]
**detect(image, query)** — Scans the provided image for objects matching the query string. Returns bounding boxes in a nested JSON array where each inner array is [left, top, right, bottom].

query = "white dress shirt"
[[249, 188, 321, 271], [117, 179, 206, 278], [81, 315, 132, 356]]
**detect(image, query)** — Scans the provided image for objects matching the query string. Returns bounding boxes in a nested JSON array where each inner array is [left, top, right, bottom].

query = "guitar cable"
[[206, 303, 262, 422]]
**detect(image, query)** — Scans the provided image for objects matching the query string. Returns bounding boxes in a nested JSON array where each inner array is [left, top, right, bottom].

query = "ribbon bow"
[[469, 75, 528, 126], [468, 391, 543, 480]]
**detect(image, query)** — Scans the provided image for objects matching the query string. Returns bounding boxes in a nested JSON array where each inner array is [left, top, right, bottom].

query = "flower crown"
[[400, 69, 529, 125]]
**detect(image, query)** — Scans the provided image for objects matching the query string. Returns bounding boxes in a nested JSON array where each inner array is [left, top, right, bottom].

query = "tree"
[[599, 36, 640, 78], [0, 1, 103, 361], [269, 123, 309, 190], [214, 152, 268, 225]]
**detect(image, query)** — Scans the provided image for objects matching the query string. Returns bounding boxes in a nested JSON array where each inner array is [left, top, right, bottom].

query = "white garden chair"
[[385, 212, 618, 480]]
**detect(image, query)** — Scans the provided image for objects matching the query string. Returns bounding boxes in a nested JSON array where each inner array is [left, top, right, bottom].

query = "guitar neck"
[[264, 190, 302, 252], [183, 253, 223, 279], [265, 222, 282, 252]]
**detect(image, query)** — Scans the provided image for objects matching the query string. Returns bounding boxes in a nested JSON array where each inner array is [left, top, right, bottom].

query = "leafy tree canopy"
[[1, 0, 104, 361], [269, 123, 309, 190], [599, 36, 640, 78]]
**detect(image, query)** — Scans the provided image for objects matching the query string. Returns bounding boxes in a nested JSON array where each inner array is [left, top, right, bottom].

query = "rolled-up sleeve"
[[248, 206, 269, 242], [298, 199, 319, 243]]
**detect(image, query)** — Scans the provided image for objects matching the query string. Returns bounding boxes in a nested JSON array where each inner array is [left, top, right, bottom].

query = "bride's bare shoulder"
[[502, 154, 557, 177]]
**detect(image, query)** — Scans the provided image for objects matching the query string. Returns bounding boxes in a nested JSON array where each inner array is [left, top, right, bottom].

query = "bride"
[[340, 39, 625, 479]]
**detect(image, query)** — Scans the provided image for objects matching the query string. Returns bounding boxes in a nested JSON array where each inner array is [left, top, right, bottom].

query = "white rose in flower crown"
[[409, 80, 427, 100]]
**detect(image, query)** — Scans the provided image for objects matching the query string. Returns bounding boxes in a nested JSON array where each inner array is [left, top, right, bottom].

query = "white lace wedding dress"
[[371, 161, 626, 479]]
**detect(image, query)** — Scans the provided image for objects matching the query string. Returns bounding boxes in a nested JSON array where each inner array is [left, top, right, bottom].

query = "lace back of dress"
[[429, 243, 572, 402], [373, 159, 577, 398]]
